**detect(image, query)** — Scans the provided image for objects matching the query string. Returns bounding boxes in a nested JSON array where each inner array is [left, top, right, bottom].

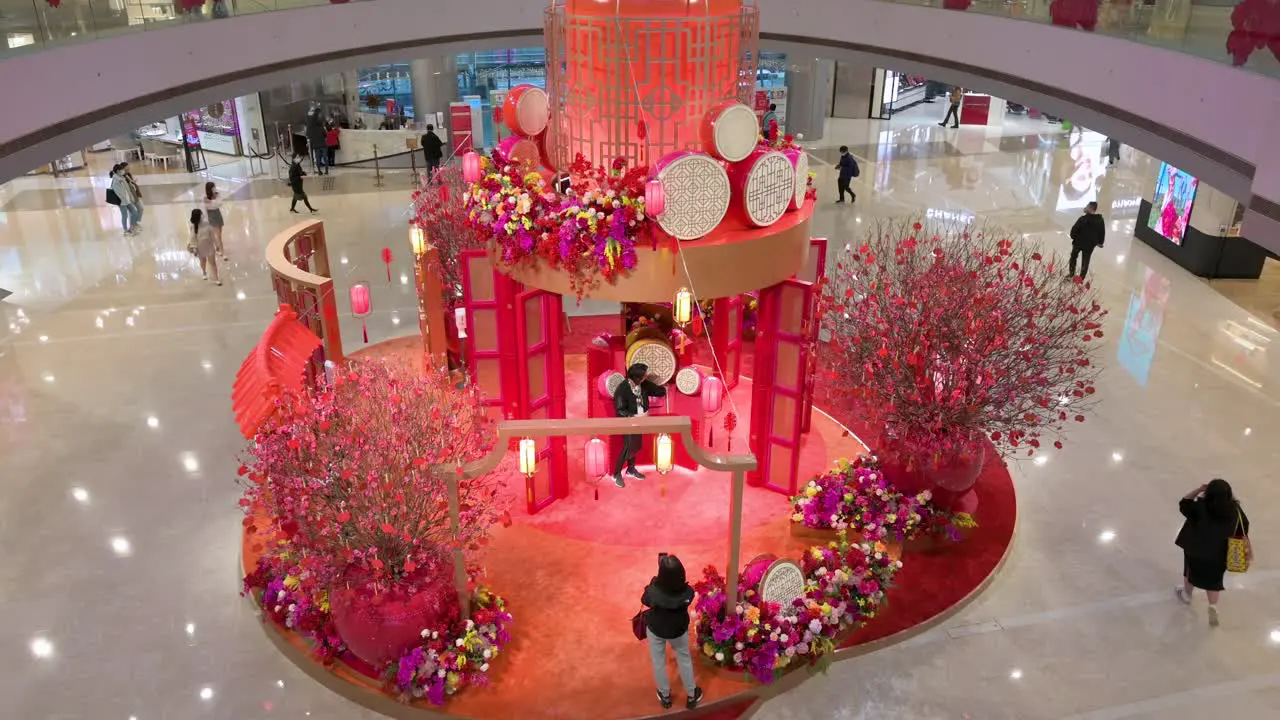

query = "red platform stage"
[[242, 335, 1017, 720]]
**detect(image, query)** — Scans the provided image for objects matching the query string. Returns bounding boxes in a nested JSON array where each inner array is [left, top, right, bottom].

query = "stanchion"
[[373, 144, 383, 188]]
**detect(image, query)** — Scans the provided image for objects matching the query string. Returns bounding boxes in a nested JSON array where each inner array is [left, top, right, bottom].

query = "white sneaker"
[[1174, 585, 1191, 604], [1208, 605, 1219, 627]]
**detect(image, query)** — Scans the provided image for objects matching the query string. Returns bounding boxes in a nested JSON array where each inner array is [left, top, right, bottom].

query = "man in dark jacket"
[[1068, 201, 1105, 279], [612, 363, 667, 488], [421, 124, 444, 180], [305, 110, 328, 176], [288, 157, 318, 214], [836, 146, 859, 204]]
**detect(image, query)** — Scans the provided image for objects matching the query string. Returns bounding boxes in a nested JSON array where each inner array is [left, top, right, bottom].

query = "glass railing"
[[0, 0, 370, 60], [875, 0, 1280, 79]]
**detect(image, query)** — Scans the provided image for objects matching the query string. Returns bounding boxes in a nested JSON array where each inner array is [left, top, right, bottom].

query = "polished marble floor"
[[2, 110, 1279, 720]]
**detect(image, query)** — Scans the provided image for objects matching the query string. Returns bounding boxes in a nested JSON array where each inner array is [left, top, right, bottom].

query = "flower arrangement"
[[411, 164, 487, 308], [243, 550, 513, 706], [238, 359, 506, 598], [817, 219, 1107, 466], [792, 456, 933, 542], [465, 152, 655, 296], [693, 534, 900, 684], [388, 587, 513, 705]]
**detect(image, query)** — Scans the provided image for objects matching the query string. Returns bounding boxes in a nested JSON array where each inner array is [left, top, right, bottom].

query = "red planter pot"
[[330, 580, 461, 667]]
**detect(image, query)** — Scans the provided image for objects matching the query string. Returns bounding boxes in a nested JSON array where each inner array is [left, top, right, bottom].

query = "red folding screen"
[[514, 287, 568, 512], [750, 279, 813, 495]]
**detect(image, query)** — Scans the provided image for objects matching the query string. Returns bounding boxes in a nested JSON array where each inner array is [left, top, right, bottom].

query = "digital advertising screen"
[[1147, 162, 1198, 244]]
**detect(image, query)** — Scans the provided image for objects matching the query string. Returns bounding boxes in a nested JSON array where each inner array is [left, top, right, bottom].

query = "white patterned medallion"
[[790, 150, 809, 210], [741, 151, 796, 227], [628, 341, 678, 385], [657, 153, 731, 241], [675, 366, 703, 395], [708, 103, 760, 163]]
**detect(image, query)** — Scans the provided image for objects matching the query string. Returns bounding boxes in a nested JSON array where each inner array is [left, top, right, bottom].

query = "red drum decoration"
[[585, 437, 608, 477], [781, 146, 809, 212], [728, 148, 796, 228], [653, 150, 730, 241], [644, 179, 666, 217], [675, 366, 704, 395], [503, 84, 550, 138], [700, 101, 760, 163], [597, 370, 625, 399], [702, 375, 725, 414], [497, 135, 541, 171], [462, 151, 482, 183]]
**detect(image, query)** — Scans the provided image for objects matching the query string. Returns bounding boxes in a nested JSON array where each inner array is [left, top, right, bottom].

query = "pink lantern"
[[350, 282, 371, 343], [462, 152, 482, 183], [585, 437, 608, 478], [702, 375, 725, 415], [645, 179, 665, 217]]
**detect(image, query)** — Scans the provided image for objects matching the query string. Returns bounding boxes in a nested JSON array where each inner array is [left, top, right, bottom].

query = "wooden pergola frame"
[[445, 415, 757, 615]]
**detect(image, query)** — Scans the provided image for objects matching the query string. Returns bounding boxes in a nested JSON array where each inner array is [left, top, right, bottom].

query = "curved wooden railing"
[[266, 219, 344, 378]]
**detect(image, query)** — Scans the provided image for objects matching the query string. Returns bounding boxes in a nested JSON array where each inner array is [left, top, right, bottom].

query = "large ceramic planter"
[[330, 579, 461, 667]]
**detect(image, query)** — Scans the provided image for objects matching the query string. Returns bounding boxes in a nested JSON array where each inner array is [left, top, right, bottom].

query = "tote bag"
[[1226, 510, 1250, 573], [631, 609, 648, 641]]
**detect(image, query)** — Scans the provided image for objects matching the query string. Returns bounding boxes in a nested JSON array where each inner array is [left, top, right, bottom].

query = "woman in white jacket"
[[188, 209, 221, 285], [109, 164, 139, 235]]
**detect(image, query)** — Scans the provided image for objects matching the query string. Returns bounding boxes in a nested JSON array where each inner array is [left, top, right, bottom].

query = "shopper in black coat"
[[641, 554, 702, 710], [421, 124, 444, 180], [288, 157, 317, 214], [1175, 478, 1251, 627], [1068, 201, 1105, 279], [611, 362, 666, 488]]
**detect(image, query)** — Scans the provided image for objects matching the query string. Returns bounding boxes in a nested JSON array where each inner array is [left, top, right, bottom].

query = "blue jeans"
[[118, 203, 140, 231], [312, 147, 328, 174], [647, 629, 695, 698]]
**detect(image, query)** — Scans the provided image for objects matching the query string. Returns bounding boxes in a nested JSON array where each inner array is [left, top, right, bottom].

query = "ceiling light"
[[199, 687, 214, 701], [1269, 629, 1280, 644], [38, 334, 48, 343], [1098, 529, 1116, 543], [276, 680, 285, 688], [340, 256, 349, 265], [181, 453, 199, 473], [1009, 668, 1023, 679], [29, 636, 54, 659], [41, 373, 54, 383], [1115, 254, 1125, 263], [186, 623, 196, 635], [1244, 427, 1252, 436], [125, 316, 135, 327], [146, 415, 159, 429], [201, 360, 213, 372], [1111, 452, 1123, 462], [70, 487, 89, 504], [110, 536, 132, 557]]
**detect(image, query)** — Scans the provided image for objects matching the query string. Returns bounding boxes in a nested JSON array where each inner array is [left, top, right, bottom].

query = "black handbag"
[[105, 188, 121, 206], [631, 609, 648, 641]]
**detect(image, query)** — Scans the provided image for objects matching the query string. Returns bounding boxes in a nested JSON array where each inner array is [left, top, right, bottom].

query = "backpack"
[[105, 188, 121, 206]]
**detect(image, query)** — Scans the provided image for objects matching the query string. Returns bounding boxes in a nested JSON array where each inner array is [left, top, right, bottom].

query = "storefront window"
[[456, 49, 548, 145], [757, 52, 787, 88], [358, 63, 415, 118]]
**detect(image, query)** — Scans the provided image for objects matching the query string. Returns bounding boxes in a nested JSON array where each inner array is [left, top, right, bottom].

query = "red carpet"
[[256, 330, 1016, 720]]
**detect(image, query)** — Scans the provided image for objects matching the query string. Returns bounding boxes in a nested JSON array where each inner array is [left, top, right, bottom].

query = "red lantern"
[[702, 376, 724, 415], [585, 437, 608, 478], [462, 152, 482, 183], [645, 179, 665, 218], [350, 282, 372, 343]]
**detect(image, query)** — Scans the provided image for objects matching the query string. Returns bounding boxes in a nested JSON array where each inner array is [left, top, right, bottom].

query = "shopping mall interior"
[[2, 1, 1279, 719]]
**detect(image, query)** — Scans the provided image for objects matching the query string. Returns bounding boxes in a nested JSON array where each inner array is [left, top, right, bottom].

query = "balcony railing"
[[0, 0, 369, 59], [1, 0, 1276, 78], [877, 0, 1279, 78]]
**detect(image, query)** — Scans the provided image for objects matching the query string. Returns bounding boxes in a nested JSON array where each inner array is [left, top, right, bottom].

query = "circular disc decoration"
[[655, 151, 730, 241], [701, 102, 760, 163], [731, 149, 796, 228], [503, 85, 549, 138], [625, 338, 677, 385], [598, 371, 625, 399], [497, 136, 540, 171], [783, 147, 809, 211], [675, 366, 703, 395]]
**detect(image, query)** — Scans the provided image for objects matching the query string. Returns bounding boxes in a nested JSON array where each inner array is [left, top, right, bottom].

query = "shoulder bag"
[[1226, 509, 1250, 573], [631, 609, 648, 641]]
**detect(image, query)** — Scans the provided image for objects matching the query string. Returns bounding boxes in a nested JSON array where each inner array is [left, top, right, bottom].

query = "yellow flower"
[[456, 655, 467, 669], [810, 547, 825, 560], [745, 606, 761, 624], [804, 486, 818, 498], [283, 575, 300, 590], [316, 591, 330, 613], [703, 642, 715, 657]]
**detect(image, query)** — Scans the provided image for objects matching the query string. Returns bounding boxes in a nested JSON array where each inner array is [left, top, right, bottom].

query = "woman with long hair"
[[188, 209, 221, 286], [1175, 478, 1251, 626], [201, 182, 227, 260], [640, 554, 702, 710]]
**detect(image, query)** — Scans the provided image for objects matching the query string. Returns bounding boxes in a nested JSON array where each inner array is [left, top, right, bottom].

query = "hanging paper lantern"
[[702, 375, 725, 415], [518, 438, 537, 478], [409, 225, 426, 255], [645, 179, 665, 217], [673, 287, 693, 326], [349, 282, 372, 343], [462, 152, 482, 183], [585, 438, 608, 478], [655, 433, 674, 476]]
